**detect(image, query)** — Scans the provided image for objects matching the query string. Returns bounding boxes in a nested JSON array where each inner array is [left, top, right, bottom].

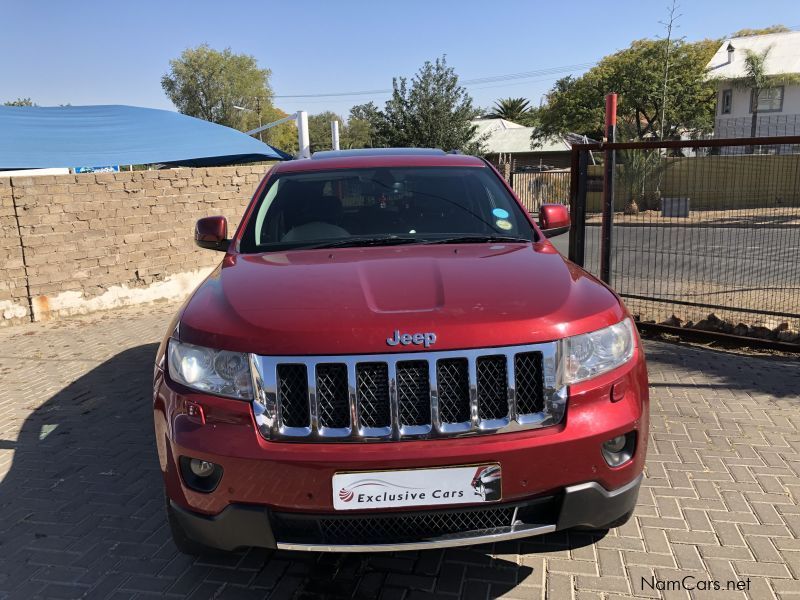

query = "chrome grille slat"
[[252, 341, 565, 442], [476, 355, 508, 421], [356, 363, 391, 429], [316, 364, 350, 432], [276, 364, 310, 428], [437, 358, 471, 424], [396, 361, 430, 427]]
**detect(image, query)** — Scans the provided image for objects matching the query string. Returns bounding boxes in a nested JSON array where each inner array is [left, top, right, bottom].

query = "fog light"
[[603, 435, 626, 453], [189, 458, 216, 478], [179, 456, 223, 493], [601, 432, 636, 467]]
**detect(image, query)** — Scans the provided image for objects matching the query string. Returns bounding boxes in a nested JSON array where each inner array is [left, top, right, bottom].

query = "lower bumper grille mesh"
[[274, 506, 513, 545], [272, 496, 561, 546]]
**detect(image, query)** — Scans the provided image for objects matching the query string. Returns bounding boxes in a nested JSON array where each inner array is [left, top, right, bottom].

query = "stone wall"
[[0, 165, 272, 326]]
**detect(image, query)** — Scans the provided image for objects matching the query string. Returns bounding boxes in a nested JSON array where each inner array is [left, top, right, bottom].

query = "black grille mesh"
[[477, 355, 508, 420], [437, 358, 471, 423], [356, 363, 390, 428], [277, 364, 309, 427], [397, 361, 430, 426], [273, 506, 515, 545], [515, 352, 545, 414], [316, 364, 350, 428], [273, 350, 546, 436]]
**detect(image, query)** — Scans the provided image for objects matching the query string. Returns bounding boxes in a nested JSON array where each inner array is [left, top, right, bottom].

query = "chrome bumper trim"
[[275, 523, 557, 553]]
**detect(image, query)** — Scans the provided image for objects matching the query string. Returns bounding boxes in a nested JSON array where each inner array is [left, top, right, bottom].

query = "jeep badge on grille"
[[386, 330, 437, 348]]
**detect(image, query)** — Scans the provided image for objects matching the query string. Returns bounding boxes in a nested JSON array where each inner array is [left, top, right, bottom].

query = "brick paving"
[[1, 303, 799, 599]]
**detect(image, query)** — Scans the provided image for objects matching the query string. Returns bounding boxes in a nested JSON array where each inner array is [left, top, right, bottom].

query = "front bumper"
[[154, 346, 648, 551], [170, 474, 642, 552]]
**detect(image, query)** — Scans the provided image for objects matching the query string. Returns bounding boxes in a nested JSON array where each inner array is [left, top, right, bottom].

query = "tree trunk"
[[748, 92, 759, 154]]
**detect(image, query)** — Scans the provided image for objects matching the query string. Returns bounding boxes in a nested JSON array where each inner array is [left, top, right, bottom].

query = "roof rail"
[[311, 148, 446, 159]]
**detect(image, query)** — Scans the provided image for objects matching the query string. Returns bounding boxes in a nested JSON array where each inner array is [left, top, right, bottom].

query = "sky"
[[2, 0, 799, 119]]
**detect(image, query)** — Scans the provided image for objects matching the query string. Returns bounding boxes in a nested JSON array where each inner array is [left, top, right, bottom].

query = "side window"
[[721, 89, 732, 115]]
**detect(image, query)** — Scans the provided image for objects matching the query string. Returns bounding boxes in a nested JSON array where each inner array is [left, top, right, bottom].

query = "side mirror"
[[195, 216, 230, 251], [538, 204, 570, 238]]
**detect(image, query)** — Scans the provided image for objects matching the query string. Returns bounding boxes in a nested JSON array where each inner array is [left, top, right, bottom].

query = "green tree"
[[486, 97, 533, 123], [4, 98, 36, 106], [346, 102, 383, 148], [531, 38, 719, 145], [375, 57, 484, 154], [261, 106, 299, 155], [739, 47, 772, 139], [161, 45, 274, 131], [307, 111, 346, 153]]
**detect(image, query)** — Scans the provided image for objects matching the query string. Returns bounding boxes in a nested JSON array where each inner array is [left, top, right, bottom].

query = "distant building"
[[472, 118, 573, 170], [706, 31, 800, 138]]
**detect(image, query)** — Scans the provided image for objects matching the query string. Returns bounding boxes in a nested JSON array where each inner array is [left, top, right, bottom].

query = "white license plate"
[[333, 464, 502, 511]]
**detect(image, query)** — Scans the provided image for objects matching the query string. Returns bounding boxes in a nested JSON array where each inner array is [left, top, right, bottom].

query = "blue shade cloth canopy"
[[0, 104, 291, 169]]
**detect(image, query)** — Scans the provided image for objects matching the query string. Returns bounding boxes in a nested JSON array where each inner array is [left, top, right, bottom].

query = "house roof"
[[706, 31, 800, 80], [471, 118, 571, 154]]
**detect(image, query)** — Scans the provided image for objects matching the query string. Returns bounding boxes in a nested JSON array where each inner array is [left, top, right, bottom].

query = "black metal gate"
[[510, 169, 570, 213], [568, 136, 800, 347]]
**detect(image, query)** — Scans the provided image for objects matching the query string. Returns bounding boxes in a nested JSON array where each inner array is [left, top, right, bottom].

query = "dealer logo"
[[339, 488, 354, 502]]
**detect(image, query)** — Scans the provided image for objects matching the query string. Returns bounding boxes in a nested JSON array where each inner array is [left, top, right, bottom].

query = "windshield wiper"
[[306, 235, 421, 249], [425, 235, 531, 245]]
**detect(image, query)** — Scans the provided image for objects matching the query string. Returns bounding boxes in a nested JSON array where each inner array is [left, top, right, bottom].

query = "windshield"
[[239, 166, 536, 253]]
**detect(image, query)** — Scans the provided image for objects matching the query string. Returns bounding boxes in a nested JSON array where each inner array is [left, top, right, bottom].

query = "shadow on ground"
[[644, 339, 800, 399], [0, 344, 603, 599]]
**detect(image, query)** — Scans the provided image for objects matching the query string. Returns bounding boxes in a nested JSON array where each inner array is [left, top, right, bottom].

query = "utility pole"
[[255, 97, 263, 142]]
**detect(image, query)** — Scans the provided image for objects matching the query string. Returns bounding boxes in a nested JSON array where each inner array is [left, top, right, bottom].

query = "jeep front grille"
[[250, 342, 566, 441]]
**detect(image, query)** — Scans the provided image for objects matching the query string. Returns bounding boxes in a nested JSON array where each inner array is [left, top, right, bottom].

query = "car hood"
[[178, 242, 625, 355]]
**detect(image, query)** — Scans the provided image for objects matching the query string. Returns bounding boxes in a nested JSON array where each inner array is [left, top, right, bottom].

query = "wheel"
[[165, 496, 220, 556]]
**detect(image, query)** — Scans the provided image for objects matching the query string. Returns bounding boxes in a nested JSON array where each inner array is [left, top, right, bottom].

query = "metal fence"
[[510, 169, 570, 213], [714, 114, 800, 141], [569, 136, 800, 346]]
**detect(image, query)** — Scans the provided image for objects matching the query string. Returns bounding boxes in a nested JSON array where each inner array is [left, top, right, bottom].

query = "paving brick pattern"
[[1, 303, 799, 599]]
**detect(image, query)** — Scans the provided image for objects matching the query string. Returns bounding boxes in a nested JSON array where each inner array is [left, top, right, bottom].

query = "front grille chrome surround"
[[250, 341, 565, 442]]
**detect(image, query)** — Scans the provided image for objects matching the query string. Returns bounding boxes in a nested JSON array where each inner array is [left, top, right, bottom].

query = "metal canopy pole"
[[331, 120, 340, 151], [297, 111, 310, 159], [244, 111, 312, 159], [600, 93, 617, 284]]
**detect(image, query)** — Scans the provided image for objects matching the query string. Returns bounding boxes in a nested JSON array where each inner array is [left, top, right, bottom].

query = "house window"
[[750, 86, 784, 113], [720, 89, 732, 114]]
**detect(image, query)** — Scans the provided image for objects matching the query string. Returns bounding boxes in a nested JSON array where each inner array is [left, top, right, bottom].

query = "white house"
[[706, 31, 800, 138], [471, 118, 573, 169]]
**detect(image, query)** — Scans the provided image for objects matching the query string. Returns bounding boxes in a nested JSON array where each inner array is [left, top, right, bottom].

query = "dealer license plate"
[[333, 464, 502, 511]]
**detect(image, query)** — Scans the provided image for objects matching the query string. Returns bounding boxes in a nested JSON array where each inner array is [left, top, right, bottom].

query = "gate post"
[[568, 149, 588, 266], [600, 93, 617, 283]]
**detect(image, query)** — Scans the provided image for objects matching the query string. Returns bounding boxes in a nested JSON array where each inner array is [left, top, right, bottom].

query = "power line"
[[273, 62, 595, 99]]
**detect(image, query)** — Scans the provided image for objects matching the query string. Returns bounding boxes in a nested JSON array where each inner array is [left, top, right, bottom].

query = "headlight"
[[167, 339, 253, 400], [563, 318, 635, 384]]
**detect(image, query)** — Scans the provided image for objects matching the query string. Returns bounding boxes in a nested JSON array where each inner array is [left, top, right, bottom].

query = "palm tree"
[[486, 97, 532, 123], [737, 47, 772, 139]]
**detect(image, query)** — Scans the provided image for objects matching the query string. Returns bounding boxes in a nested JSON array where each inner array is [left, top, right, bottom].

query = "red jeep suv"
[[153, 148, 649, 553]]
